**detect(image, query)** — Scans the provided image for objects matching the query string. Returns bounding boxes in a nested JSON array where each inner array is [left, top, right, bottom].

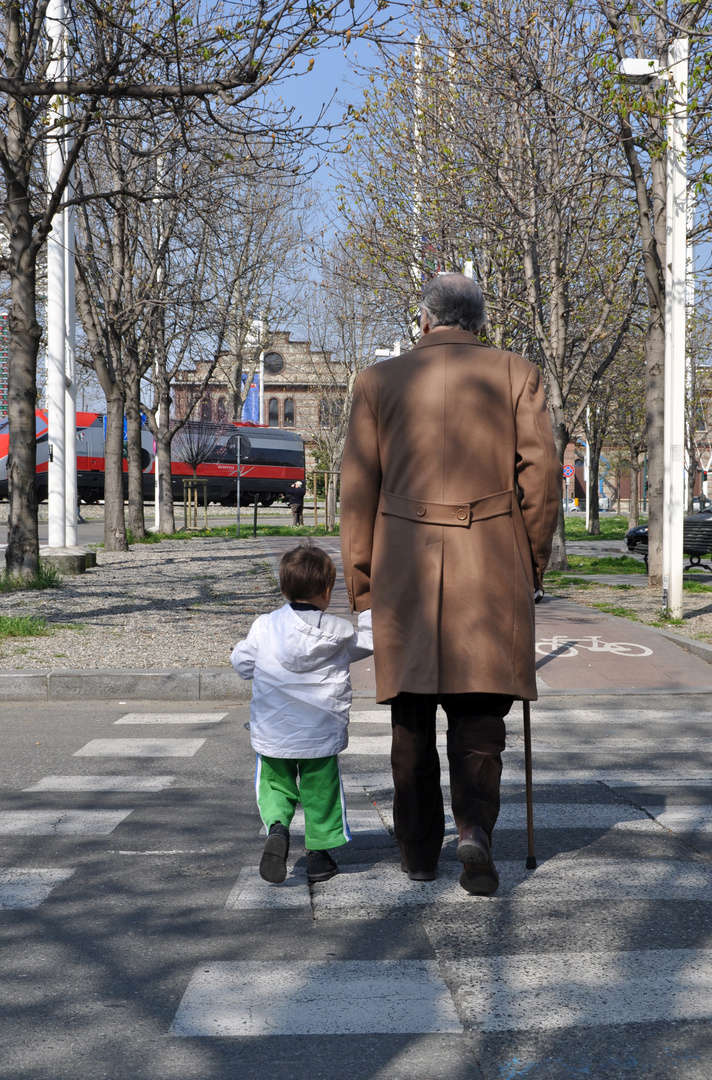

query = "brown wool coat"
[[339, 327, 562, 704]]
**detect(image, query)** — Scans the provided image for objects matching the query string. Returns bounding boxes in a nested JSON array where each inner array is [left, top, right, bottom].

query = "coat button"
[[416, 505, 426, 517], [457, 508, 468, 521]]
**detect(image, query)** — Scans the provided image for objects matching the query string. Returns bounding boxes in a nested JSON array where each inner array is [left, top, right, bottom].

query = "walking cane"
[[523, 699, 537, 870]]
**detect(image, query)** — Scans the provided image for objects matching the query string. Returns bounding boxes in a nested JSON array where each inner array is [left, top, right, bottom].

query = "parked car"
[[625, 523, 648, 553], [625, 510, 712, 555]]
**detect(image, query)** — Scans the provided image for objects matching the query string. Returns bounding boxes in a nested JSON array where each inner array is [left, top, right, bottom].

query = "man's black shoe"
[[259, 823, 290, 883], [400, 862, 436, 881], [457, 825, 499, 895], [306, 849, 339, 883]]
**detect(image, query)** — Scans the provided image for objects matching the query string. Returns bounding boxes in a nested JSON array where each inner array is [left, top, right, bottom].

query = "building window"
[[217, 397, 227, 422], [264, 352, 285, 375], [268, 398, 280, 427], [320, 398, 343, 428], [201, 398, 212, 422], [284, 398, 295, 427]]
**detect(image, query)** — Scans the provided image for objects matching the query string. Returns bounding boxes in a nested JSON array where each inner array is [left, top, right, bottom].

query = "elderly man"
[[340, 274, 561, 894]]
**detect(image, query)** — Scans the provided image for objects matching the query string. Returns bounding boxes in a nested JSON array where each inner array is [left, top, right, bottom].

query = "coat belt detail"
[[379, 489, 513, 528]]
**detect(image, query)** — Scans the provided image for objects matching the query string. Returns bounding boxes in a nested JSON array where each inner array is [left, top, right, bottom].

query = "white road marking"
[[443, 948, 712, 1031], [645, 806, 712, 831], [114, 713, 226, 725], [0, 810, 133, 835], [258, 807, 390, 838], [169, 960, 462, 1036], [376, 803, 648, 834], [350, 711, 392, 724], [0, 868, 75, 908], [23, 775, 176, 792], [225, 867, 312, 911], [228, 856, 712, 916], [74, 739, 205, 758]]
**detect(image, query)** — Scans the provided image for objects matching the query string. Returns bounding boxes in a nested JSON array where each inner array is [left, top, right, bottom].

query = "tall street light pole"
[[46, 0, 76, 551], [618, 41, 688, 618], [662, 38, 688, 619]]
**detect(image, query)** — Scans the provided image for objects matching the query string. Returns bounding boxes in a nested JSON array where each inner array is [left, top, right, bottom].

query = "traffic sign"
[[563, 465, 575, 478]]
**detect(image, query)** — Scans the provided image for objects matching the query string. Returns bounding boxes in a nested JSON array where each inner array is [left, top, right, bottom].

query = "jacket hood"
[[267, 604, 355, 673]]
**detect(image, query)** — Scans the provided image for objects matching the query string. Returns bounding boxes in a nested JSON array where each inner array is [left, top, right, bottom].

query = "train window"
[[0, 418, 8, 435], [284, 399, 295, 427], [268, 399, 279, 427], [241, 446, 304, 469]]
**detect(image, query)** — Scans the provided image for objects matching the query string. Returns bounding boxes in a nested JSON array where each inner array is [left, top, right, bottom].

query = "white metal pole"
[[64, 192, 77, 547], [46, 0, 67, 550], [662, 38, 688, 618], [585, 410, 591, 533], [259, 352, 265, 425]]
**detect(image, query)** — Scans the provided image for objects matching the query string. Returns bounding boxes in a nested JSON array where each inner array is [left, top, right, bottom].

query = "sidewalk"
[[260, 536, 712, 700], [1, 533, 711, 700]]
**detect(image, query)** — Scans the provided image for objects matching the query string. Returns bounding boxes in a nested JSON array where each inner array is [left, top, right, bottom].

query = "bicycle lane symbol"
[[535, 636, 653, 665]]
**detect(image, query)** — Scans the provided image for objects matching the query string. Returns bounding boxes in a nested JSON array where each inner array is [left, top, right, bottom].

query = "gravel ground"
[[548, 578, 712, 642], [0, 538, 281, 669]]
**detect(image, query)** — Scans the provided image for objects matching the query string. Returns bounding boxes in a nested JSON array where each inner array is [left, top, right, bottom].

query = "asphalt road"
[[2, 693, 712, 1079]]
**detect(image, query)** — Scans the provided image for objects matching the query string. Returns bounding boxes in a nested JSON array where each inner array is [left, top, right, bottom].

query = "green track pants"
[[255, 754, 351, 851]]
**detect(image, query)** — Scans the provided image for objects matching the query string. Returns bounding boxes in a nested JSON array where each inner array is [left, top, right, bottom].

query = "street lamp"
[[618, 40, 688, 618]]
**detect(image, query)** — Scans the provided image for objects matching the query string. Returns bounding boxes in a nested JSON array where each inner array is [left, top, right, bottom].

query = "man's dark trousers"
[[391, 692, 513, 871]]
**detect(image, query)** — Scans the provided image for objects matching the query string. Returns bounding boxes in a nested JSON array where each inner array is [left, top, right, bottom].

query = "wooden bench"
[[637, 517, 712, 573]]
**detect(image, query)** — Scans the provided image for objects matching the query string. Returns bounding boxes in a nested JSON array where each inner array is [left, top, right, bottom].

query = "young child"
[[231, 542, 373, 885]]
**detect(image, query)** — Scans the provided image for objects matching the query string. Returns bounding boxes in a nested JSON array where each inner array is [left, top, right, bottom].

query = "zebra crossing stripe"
[[114, 713, 226, 725], [350, 711, 392, 724], [169, 960, 462, 1036], [376, 804, 650, 835], [259, 806, 390, 838], [0, 868, 75, 908], [74, 739, 205, 757], [226, 867, 311, 911], [23, 775, 176, 792], [645, 806, 712, 831], [442, 948, 712, 1031], [226, 856, 712, 914], [0, 810, 133, 835]]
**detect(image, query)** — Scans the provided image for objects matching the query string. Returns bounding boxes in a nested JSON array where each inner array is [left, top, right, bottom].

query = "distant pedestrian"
[[231, 541, 372, 884], [77, 497, 87, 525], [340, 273, 561, 895], [288, 479, 305, 526]]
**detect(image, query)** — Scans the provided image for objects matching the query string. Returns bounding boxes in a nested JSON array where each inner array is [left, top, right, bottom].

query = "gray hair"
[[421, 273, 486, 333]]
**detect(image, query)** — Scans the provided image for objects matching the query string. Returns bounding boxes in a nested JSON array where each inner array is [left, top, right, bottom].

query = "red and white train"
[[0, 411, 305, 506]]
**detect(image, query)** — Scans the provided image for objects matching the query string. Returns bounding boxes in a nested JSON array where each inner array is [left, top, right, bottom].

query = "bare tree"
[[1, 0, 390, 576]]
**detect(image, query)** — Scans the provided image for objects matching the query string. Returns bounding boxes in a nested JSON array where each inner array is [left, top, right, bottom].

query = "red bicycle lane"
[[535, 595, 712, 693]]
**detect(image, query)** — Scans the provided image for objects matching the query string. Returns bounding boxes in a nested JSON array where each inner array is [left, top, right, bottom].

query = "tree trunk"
[[103, 390, 128, 550], [4, 181, 41, 577], [156, 411, 176, 535], [588, 450, 601, 535], [125, 370, 146, 538], [628, 455, 640, 530], [548, 422, 569, 571]]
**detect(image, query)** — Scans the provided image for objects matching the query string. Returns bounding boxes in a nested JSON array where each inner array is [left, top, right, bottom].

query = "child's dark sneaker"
[[306, 849, 339, 883], [259, 823, 290, 883]]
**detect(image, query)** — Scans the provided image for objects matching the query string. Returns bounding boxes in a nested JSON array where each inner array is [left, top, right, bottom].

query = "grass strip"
[[565, 515, 647, 542], [119, 524, 340, 546], [0, 565, 63, 592], [0, 615, 50, 639]]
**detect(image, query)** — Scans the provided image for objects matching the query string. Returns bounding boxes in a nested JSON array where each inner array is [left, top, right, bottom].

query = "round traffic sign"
[[563, 465, 575, 478]]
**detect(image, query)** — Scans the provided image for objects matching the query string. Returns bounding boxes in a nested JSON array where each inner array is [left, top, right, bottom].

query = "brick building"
[[172, 330, 348, 467]]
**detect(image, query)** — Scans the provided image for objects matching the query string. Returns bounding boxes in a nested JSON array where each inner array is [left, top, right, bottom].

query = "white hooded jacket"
[[231, 604, 373, 759]]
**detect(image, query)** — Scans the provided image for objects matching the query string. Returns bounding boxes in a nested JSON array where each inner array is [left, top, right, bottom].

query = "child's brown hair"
[[279, 541, 337, 601]]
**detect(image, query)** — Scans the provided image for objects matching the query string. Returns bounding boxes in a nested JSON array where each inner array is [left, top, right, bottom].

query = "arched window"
[[201, 398, 212, 422], [284, 398, 295, 427], [268, 398, 280, 427], [217, 397, 227, 422]]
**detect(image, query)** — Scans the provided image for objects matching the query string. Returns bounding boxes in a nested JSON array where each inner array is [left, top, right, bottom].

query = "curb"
[[0, 667, 252, 703]]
